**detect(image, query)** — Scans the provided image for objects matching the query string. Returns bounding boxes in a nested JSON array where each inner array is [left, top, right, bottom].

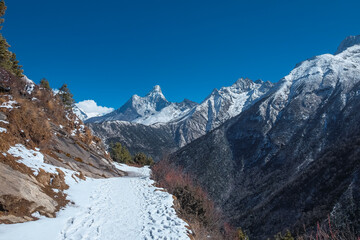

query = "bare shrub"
[[297, 216, 359, 240], [152, 159, 237, 240], [8, 99, 52, 147]]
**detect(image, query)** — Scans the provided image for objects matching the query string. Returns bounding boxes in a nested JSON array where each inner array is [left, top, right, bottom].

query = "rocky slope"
[[87, 78, 273, 159], [0, 70, 123, 224], [169, 35, 360, 239]]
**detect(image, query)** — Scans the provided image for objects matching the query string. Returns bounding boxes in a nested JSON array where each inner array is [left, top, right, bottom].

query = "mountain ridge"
[[168, 35, 360, 239], [86, 85, 198, 126], [87, 78, 274, 160]]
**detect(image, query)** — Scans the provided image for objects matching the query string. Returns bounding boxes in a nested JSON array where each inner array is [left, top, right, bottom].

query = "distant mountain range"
[[85, 78, 273, 160]]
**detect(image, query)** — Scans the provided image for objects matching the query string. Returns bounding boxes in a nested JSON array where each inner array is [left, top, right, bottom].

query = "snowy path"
[[0, 164, 190, 240]]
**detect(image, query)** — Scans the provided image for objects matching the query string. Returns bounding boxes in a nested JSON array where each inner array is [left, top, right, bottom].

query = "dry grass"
[[8, 98, 52, 145]]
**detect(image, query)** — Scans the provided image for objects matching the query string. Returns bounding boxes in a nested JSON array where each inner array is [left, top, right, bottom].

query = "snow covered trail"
[[0, 164, 190, 240]]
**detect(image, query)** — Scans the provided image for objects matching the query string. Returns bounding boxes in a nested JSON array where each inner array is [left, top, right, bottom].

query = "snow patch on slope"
[[0, 100, 17, 109], [22, 75, 35, 95], [7, 144, 82, 184], [0, 148, 190, 240]]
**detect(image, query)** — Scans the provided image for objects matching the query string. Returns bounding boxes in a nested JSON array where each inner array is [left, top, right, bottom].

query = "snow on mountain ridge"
[[176, 78, 274, 130], [335, 35, 360, 55], [86, 85, 198, 125], [259, 41, 360, 126], [74, 100, 114, 121]]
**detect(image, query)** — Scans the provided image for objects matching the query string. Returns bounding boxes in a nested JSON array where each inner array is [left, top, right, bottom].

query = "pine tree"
[[0, 0, 23, 77], [0, 34, 11, 70], [10, 52, 23, 77], [146, 156, 154, 166], [133, 152, 154, 166], [0, 0, 6, 30], [109, 142, 132, 164], [40, 78, 51, 90], [59, 84, 74, 109], [237, 228, 249, 240], [274, 230, 294, 240]]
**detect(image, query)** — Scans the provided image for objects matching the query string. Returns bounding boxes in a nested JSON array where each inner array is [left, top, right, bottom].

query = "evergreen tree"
[[109, 142, 132, 164], [0, 34, 11, 70], [0, 0, 6, 30], [147, 156, 154, 166], [40, 78, 51, 90], [237, 228, 249, 240], [133, 152, 154, 166], [0, 1, 23, 77], [274, 230, 294, 240], [10, 52, 23, 77], [59, 84, 74, 109]]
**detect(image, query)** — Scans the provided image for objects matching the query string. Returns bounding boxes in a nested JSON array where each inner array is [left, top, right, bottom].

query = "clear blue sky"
[[3, 0, 360, 108]]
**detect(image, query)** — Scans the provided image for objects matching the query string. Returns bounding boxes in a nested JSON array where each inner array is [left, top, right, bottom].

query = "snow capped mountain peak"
[[145, 85, 166, 99], [259, 37, 360, 125], [86, 85, 197, 125], [335, 35, 360, 55], [139, 85, 168, 110], [150, 85, 162, 93], [231, 77, 254, 89]]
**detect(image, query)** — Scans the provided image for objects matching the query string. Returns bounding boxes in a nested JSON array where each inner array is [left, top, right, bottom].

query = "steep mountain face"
[[88, 121, 178, 161], [169, 36, 360, 239], [170, 78, 274, 146], [87, 79, 273, 159]]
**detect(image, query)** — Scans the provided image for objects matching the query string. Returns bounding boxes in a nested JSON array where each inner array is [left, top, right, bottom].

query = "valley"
[[0, 0, 360, 239]]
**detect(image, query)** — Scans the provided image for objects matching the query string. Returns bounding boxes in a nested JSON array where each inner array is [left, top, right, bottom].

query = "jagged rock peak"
[[233, 77, 253, 85], [335, 35, 360, 55], [230, 78, 264, 91], [145, 85, 167, 101], [147, 85, 163, 95]]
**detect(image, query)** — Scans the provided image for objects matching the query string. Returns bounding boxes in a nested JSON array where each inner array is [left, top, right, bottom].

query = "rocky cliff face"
[[87, 79, 273, 159], [169, 36, 360, 239]]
